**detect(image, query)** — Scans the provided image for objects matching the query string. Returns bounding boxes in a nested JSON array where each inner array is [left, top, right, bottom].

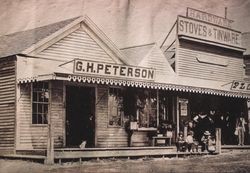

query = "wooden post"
[[45, 81, 54, 165], [176, 97, 180, 135], [216, 128, 221, 154], [156, 89, 159, 127], [45, 123, 54, 165], [184, 126, 187, 140]]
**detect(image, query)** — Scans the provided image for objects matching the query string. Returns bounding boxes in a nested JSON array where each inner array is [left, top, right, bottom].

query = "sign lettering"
[[178, 16, 242, 48], [231, 81, 250, 92], [187, 8, 233, 28], [74, 59, 155, 81]]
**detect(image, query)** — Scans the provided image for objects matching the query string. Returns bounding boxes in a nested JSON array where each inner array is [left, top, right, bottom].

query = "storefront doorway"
[[66, 85, 95, 148], [188, 94, 247, 145]]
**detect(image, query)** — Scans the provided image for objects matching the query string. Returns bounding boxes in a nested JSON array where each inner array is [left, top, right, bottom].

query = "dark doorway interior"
[[66, 86, 95, 148]]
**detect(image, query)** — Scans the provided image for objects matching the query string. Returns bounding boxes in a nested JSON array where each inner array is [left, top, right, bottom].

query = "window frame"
[[31, 82, 49, 125], [107, 87, 124, 128], [136, 89, 158, 129]]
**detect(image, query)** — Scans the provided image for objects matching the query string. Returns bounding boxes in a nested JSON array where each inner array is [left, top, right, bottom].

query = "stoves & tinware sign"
[[177, 15, 242, 48]]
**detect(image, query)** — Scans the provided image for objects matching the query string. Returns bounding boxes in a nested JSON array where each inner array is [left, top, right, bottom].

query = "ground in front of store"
[[0, 151, 249, 173]]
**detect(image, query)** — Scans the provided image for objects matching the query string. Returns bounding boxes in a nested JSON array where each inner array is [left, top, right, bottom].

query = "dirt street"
[[0, 151, 250, 173]]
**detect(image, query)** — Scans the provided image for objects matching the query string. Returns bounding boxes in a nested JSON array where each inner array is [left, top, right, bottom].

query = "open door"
[[66, 86, 95, 148]]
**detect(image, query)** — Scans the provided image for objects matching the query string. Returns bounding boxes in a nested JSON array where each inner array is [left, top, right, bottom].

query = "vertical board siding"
[[177, 46, 244, 82], [17, 81, 64, 150], [0, 58, 16, 149], [38, 28, 116, 63], [96, 86, 128, 147]]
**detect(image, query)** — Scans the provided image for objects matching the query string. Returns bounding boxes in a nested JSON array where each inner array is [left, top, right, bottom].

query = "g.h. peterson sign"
[[74, 59, 155, 81]]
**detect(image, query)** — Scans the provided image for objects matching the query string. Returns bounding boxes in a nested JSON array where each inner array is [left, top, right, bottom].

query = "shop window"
[[32, 82, 49, 124], [136, 89, 157, 128], [108, 88, 124, 127]]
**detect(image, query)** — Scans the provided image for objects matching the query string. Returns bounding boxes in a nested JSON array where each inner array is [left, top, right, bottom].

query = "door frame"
[[63, 82, 97, 147]]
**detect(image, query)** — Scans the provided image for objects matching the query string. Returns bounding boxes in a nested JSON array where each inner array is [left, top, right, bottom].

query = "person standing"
[[236, 113, 247, 145], [176, 132, 186, 152]]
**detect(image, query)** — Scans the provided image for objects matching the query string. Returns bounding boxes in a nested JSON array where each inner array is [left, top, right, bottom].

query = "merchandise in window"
[[32, 82, 49, 124], [108, 88, 124, 127], [136, 89, 157, 128]]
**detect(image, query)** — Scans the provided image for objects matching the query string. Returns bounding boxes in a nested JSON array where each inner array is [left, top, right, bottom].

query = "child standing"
[[186, 131, 198, 152], [176, 131, 186, 152], [201, 131, 211, 152]]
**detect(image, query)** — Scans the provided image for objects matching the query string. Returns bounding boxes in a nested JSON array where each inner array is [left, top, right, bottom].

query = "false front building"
[[0, 11, 249, 155]]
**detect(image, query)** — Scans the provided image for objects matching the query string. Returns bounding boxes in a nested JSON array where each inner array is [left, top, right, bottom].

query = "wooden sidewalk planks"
[[1, 154, 45, 160], [5, 145, 250, 163]]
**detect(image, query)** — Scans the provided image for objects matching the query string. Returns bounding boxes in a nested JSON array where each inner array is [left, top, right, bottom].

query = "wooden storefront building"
[[0, 11, 249, 155]]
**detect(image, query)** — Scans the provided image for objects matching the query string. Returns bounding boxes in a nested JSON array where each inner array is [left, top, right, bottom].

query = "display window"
[[108, 87, 124, 127]]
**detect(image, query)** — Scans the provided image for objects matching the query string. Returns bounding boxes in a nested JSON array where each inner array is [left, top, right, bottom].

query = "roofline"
[[20, 15, 129, 65], [120, 42, 156, 50], [0, 54, 17, 61], [21, 16, 84, 55], [243, 32, 250, 35], [82, 16, 129, 65]]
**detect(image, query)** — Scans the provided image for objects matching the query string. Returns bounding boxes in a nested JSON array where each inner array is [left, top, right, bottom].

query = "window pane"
[[38, 92, 44, 102], [42, 114, 48, 124], [44, 91, 49, 102], [32, 114, 38, 124], [33, 83, 38, 90], [44, 104, 48, 114], [38, 82, 43, 90], [37, 114, 43, 124], [44, 82, 49, 90], [32, 103, 37, 114], [33, 92, 37, 102], [38, 104, 43, 113]]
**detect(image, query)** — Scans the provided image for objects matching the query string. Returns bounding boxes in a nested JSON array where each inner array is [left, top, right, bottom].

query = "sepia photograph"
[[0, 0, 250, 172]]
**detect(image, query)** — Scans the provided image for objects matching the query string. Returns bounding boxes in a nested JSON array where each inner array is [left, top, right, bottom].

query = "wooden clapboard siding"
[[0, 57, 16, 150], [177, 42, 244, 82], [17, 81, 64, 150], [95, 86, 128, 147], [37, 28, 116, 63], [17, 83, 48, 149]]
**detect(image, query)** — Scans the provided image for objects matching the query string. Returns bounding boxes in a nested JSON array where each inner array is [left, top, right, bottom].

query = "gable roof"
[[0, 17, 80, 58], [120, 43, 155, 65], [0, 16, 128, 65]]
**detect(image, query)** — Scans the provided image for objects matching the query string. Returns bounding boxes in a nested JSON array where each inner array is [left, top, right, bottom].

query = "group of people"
[[176, 110, 247, 152], [176, 130, 216, 153]]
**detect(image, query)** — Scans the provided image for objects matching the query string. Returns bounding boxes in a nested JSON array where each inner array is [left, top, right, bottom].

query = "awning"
[[16, 56, 250, 99]]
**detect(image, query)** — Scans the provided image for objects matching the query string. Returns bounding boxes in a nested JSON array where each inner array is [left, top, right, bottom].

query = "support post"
[[216, 128, 221, 154], [45, 123, 54, 165], [184, 126, 187, 140], [176, 96, 180, 135], [156, 89, 159, 127]]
